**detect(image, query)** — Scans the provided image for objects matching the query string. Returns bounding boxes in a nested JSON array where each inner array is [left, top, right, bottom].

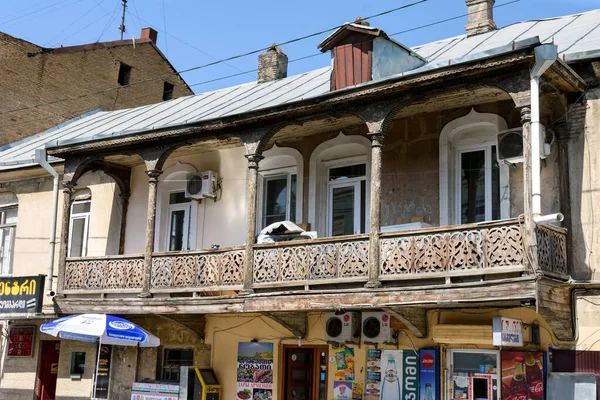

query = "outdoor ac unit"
[[185, 171, 217, 200], [361, 311, 396, 344], [324, 312, 360, 344], [496, 126, 551, 164]]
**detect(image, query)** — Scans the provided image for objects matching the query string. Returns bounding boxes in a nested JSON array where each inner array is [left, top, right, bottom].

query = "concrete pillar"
[[242, 154, 263, 293], [56, 181, 74, 295], [140, 169, 162, 297], [520, 106, 539, 272], [366, 133, 384, 288]]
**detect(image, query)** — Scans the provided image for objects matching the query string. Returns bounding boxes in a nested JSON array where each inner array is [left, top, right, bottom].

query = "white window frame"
[[455, 144, 498, 224], [68, 200, 91, 258], [446, 349, 501, 400], [326, 163, 366, 236], [257, 167, 299, 230], [0, 206, 17, 276], [165, 191, 192, 252]]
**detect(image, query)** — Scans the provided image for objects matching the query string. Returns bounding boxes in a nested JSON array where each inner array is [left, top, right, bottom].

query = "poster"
[[334, 381, 353, 400], [352, 381, 364, 400], [7, 326, 34, 357], [335, 347, 355, 381], [94, 344, 112, 399], [131, 382, 179, 400], [237, 342, 274, 400], [365, 349, 381, 400], [419, 349, 440, 400], [378, 350, 419, 400], [501, 351, 545, 400]]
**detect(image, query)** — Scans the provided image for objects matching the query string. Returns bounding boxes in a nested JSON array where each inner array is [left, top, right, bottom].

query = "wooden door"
[[36, 341, 60, 400], [283, 346, 328, 400]]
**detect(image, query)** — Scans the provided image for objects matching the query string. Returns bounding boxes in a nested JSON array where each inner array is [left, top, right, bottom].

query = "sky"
[[2, 0, 598, 94]]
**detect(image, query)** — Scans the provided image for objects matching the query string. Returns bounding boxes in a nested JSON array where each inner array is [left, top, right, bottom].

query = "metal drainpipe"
[[34, 149, 59, 297]]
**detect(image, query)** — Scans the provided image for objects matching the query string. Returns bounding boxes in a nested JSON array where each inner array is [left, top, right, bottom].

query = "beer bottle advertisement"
[[501, 351, 545, 400]]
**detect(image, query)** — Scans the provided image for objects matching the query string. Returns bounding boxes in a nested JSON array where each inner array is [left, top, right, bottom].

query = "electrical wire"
[[0, 0, 428, 118], [43, 1, 104, 47]]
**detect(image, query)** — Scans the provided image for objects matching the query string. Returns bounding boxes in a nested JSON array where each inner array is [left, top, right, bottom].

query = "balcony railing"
[[62, 219, 562, 296]]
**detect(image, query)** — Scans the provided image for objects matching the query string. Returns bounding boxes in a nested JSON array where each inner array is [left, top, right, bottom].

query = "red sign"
[[7, 326, 35, 357], [421, 353, 434, 369]]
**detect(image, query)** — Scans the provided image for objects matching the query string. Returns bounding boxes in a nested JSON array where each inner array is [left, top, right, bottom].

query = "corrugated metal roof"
[[2, 8, 600, 171]]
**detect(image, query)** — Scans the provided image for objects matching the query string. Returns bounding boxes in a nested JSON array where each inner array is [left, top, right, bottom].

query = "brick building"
[[0, 27, 192, 145]]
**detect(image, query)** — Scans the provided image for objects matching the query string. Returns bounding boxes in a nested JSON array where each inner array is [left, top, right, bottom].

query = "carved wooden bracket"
[[263, 311, 308, 338], [137, 141, 191, 172], [354, 98, 413, 135], [383, 307, 428, 339], [536, 279, 574, 341], [486, 70, 532, 109]]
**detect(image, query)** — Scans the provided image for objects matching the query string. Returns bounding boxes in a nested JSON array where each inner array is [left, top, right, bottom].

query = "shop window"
[[447, 349, 500, 400], [161, 348, 194, 382], [0, 206, 17, 276], [68, 200, 91, 257]]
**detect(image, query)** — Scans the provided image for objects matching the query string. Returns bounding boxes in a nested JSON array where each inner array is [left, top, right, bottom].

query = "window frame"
[[257, 166, 300, 231], [446, 349, 501, 400], [0, 206, 17, 276], [160, 347, 194, 382], [118, 62, 132, 86], [166, 200, 192, 252], [163, 81, 175, 101], [68, 200, 91, 258]]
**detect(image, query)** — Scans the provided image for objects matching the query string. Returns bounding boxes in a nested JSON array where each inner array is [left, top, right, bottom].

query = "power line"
[[0, 0, 428, 117], [42, 1, 104, 47]]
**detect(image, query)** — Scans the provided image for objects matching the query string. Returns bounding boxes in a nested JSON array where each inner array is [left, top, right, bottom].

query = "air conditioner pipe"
[[533, 213, 564, 224], [530, 44, 558, 218], [34, 149, 59, 297]]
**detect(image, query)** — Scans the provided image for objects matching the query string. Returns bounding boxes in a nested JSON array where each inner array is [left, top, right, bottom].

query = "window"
[[161, 348, 194, 382], [163, 82, 174, 101], [118, 63, 131, 86], [447, 350, 500, 400], [167, 191, 191, 251], [457, 145, 500, 224], [0, 207, 17, 276], [327, 163, 366, 236], [69, 200, 90, 257], [262, 174, 297, 228]]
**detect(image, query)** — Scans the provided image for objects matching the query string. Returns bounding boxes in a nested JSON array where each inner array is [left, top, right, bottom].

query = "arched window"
[[155, 162, 198, 252], [309, 133, 371, 237], [0, 192, 18, 275], [257, 145, 303, 230], [439, 109, 510, 226]]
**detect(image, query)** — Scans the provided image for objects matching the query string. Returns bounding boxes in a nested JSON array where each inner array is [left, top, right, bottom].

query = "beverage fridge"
[[501, 351, 546, 400]]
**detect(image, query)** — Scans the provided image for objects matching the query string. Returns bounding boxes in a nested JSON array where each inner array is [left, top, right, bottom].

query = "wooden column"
[[140, 169, 162, 297], [366, 132, 384, 288], [242, 153, 263, 293], [56, 181, 74, 295], [520, 106, 539, 272], [554, 123, 574, 276], [118, 189, 130, 255]]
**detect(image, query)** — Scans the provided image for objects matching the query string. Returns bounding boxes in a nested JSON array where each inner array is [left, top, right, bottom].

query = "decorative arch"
[[257, 144, 304, 229], [154, 161, 198, 252], [308, 132, 371, 237], [439, 108, 509, 226]]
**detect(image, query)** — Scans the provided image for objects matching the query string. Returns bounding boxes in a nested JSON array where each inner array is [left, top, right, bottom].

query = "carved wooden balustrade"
[[379, 219, 527, 281], [64, 254, 144, 293], [536, 224, 568, 278], [150, 246, 245, 292], [253, 235, 370, 288]]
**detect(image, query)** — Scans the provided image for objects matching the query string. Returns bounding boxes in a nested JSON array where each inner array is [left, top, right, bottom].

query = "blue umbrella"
[[41, 314, 160, 398]]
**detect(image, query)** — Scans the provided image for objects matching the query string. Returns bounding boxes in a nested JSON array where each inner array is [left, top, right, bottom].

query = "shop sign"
[[94, 344, 112, 399], [236, 342, 273, 400], [493, 317, 523, 347], [7, 326, 35, 357], [0, 275, 44, 314], [131, 382, 179, 400]]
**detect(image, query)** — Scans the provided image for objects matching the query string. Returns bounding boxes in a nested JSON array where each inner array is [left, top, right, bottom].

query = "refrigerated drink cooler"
[[179, 366, 222, 400]]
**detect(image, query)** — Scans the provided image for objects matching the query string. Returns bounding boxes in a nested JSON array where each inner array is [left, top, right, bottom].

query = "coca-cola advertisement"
[[501, 351, 546, 400]]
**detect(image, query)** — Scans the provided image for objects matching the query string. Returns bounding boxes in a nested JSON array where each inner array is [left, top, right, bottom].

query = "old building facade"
[[0, 28, 192, 145], [1, 2, 600, 400]]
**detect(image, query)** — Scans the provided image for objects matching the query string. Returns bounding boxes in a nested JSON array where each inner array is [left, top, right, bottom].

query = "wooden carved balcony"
[[62, 219, 569, 297]]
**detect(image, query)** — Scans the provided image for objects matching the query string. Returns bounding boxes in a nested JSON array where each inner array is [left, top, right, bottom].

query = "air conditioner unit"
[[324, 312, 360, 344], [496, 126, 551, 164], [361, 311, 396, 344], [185, 171, 217, 200]]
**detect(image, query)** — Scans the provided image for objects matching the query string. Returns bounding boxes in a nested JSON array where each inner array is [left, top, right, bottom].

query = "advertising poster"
[[419, 349, 440, 400], [334, 381, 353, 400], [365, 349, 382, 400], [352, 381, 364, 400], [335, 347, 355, 381], [7, 326, 34, 357], [131, 382, 179, 400], [236, 342, 274, 400], [380, 350, 419, 400], [501, 351, 545, 400], [94, 344, 112, 399]]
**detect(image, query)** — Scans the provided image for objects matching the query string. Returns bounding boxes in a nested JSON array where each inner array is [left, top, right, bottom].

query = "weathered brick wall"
[[0, 35, 192, 145]]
